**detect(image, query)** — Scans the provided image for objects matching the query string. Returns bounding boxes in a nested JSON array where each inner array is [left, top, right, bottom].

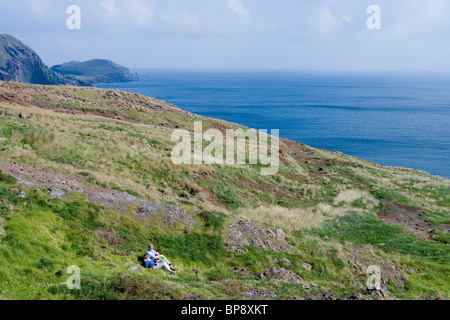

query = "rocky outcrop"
[[226, 220, 292, 253], [259, 267, 303, 284], [243, 289, 277, 300], [346, 244, 405, 299], [0, 161, 197, 228], [0, 34, 90, 86]]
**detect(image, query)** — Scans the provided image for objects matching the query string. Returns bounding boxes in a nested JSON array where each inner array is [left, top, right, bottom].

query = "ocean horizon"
[[97, 69, 450, 179]]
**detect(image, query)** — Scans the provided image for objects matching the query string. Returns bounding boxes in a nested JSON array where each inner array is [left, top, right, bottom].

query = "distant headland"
[[0, 34, 135, 87], [51, 59, 137, 84]]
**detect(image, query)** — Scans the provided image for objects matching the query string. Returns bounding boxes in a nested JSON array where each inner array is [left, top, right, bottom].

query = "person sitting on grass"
[[146, 244, 174, 269], [143, 253, 176, 274]]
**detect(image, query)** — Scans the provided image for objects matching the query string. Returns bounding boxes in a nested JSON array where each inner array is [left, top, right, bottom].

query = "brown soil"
[[377, 200, 450, 240], [281, 138, 351, 176], [0, 161, 197, 227], [0, 81, 185, 125]]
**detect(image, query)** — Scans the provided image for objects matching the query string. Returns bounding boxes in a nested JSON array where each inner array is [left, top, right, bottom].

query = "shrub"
[[0, 171, 17, 184], [199, 211, 226, 233], [37, 257, 54, 271]]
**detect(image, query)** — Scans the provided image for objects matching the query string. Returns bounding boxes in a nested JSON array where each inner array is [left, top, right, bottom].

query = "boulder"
[[127, 266, 142, 272], [303, 263, 313, 271], [261, 267, 303, 284], [16, 190, 25, 198]]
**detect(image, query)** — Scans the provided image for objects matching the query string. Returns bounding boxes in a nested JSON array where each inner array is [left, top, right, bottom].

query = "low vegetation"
[[0, 81, 448, 300]]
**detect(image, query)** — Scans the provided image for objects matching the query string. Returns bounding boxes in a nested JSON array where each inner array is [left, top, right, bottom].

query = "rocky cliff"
[[0, 34, 90, 86]]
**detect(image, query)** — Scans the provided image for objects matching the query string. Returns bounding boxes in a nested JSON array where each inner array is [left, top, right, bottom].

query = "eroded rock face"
[[346, 244, 404, 299], [127, 266, 142, 272], [0, 161, 198, 228], [259, 267, 303, 284], [0, 34, 90, 86], [137, 202, 197, 228], [226, 221, 292, 253], [244, 289, 277, 300]]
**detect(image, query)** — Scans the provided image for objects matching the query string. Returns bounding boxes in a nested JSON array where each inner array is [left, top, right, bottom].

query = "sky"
[[1, 0, 450, 71]]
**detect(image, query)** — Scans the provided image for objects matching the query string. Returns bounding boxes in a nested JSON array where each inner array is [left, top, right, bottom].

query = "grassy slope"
[[0, 81, 449, 300]]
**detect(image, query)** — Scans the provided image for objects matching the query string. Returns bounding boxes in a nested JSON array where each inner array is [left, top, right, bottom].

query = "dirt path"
[[0, 161, 196, 227], [377, 200, 449, 240]]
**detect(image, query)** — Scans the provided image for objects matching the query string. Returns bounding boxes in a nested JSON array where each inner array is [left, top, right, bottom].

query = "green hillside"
[[0, 81, 448, 300]]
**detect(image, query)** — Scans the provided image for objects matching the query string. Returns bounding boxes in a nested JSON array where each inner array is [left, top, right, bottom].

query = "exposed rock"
[[226, 221, 292, 253], [303, 263, 313, 271], [0, 161, 197, 228], [281, 258, 291, 266], [346, 244, 405, 299], [127, 266, 142, 272], [49, 188, 65, 199], [300, 291, 338, 301], [348, 293, 369, 300], [15, 190, 25, 198], [422, 296, 444, 301], [260, 267, 303, 284], [137, 202, 197, 228], [366, 286, 391, 299], [94, 228, 118, 246], [228, 246, 249, 254], [0, 34, 90, 86], [182, 295, 201, 300], [273, 229, 287, 241], [106, 263, 117, 269], [244, 289, 277, 300]]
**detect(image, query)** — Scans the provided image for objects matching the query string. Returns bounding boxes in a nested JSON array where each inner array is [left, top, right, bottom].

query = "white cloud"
[[316, 7, 336, 35], [100, 0, 118, 14], [227, 0, 250, 19], [162, 7, 199, 29], [3, 0, 450, 71], [128, 0, 154, 27], [304, 6, 337, 37], [411, 0, 447, 24], [30, 0, 48, 16], [389, 23, 410, 37]]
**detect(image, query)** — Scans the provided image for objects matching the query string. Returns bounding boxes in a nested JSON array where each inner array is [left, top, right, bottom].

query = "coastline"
[[96, 69, 450, 179]]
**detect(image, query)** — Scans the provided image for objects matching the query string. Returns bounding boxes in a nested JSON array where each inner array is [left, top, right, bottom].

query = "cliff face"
[[0, 34, 90, 86], [51, 59, 136, 84]]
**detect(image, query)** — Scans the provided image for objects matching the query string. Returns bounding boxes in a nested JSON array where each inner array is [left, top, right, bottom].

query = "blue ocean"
[[97, 70, 450, 178]]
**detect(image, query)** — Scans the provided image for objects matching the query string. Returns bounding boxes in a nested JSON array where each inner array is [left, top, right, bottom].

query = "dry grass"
[[334, 189, 379, 209], [237, 203, 351, 231], [237, 189, 380, 231]]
